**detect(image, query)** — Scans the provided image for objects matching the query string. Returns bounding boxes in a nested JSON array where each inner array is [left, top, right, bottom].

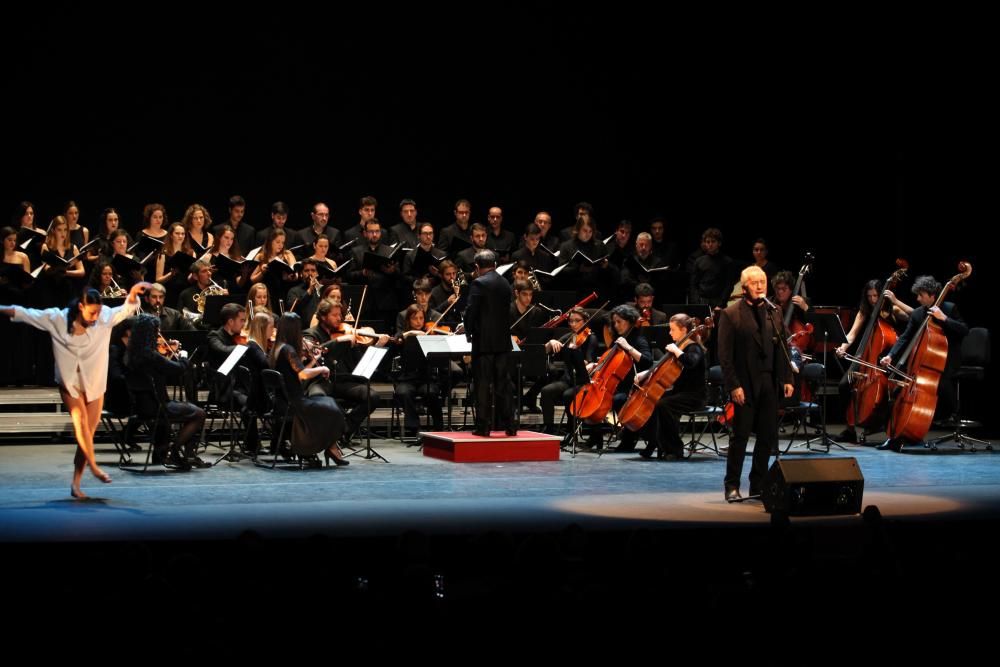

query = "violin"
[[425, 321, 451, 335], [636, 307, 652, 327], [572, 326, 592, 349], [156, 333, 181, 361]]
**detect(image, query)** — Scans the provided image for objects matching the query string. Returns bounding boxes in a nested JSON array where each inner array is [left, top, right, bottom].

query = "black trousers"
[[654, 391, 706, 456], [308, 378, 372, 433], [473, 351, 513, 429], [395, 380, 444, 430], [725, 377, 778, 492]]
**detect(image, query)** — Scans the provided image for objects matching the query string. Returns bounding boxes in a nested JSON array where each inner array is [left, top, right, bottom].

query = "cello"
[[843, 260, 909, 429], [888, 262, 972, 444], [569, 320, 639, 425], [619, 318, 713, 432]]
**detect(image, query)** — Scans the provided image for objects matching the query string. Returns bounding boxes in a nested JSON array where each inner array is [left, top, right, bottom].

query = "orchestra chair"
[[118, 374, 185, 474], [928, 327, 992, 451], [779, 362, 826, 454], [680, 365, 728, 458], [254, 369, 318, 469]]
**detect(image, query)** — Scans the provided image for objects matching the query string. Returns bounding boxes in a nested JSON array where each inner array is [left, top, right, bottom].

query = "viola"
[[888, 261, 972, 444], [619, 319, 713, 431]]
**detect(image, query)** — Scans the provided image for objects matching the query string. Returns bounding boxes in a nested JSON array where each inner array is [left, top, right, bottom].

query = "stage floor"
[[2, 432, 999, 543]]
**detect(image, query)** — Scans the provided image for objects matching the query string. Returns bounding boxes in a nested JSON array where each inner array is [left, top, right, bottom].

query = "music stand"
[[347, 345, 391, 462], [419, 335, 473, 430], [791, 310, 848, 453], [201, 294, 239, 328], [211, 344, 249, 465]]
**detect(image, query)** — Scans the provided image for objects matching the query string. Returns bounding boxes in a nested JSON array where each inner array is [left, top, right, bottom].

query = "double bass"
[[888, 261, 972, 444], [618, 318, 713, 432], [784, 253, 814, 353], [844, 260, 909, 429]]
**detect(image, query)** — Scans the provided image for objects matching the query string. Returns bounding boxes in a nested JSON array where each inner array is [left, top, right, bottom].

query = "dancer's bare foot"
[[91, 467, 112, 484], [70, 485, 87, 499]]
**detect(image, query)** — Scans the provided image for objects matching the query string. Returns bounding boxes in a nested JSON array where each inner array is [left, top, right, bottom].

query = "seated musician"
[[634, 313, 706, 460], [429, 260, 466, 327], [206, 303, 267, 441], [286, 259, 322, 325], [539, 307, 598, 436], [632, 282, 668, 326], [772, 270, 812, 404], [393, 304, 445, 436], [126, 314, 207, 469], [601, 304, 653, 452], [833, 279, 912, 443], [880, 275, 968, 431], [395, 278, 442, 336], [509, 279, 548, 412], [304, 299, 390, 445], [146, 282, 195, 332]]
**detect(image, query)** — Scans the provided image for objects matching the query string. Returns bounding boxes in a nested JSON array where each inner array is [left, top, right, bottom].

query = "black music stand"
[[211, 344, 250, 466], [419, 335, 473, 430], [345, 345, 390, 463], [790, 310, 847, 453]]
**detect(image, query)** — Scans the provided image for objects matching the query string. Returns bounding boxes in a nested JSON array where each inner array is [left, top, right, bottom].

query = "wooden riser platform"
[[421, 430, 562, 463]]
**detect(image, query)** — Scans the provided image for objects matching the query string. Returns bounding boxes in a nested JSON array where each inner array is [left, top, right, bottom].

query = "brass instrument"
[[100, 277, 127, 299], [192, 279, 226, 313], [528, 269, 542, 292]]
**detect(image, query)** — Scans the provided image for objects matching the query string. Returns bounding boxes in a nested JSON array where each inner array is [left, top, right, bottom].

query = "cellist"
[[633, 313, 707, 460], [538, 307, 599, 436], [880, 275, 968, 429], [596, 304, 653, 451], [833, 279, 912, 443]]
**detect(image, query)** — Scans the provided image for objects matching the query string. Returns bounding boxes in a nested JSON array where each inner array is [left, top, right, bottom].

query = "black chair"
[[680, 365, 728, 458], [118, 375, 186, 473], [254, 369, 318, 469], [779, 362, 828, 454], [929, 327, 992, 451]]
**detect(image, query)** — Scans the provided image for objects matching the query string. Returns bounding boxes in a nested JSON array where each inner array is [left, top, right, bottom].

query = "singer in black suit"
[[717, 266, 794, 502], [464, 249, 516, 436]]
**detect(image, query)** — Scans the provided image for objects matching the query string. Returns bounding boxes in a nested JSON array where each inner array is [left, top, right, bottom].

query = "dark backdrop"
[[5, 6, 993, 429]]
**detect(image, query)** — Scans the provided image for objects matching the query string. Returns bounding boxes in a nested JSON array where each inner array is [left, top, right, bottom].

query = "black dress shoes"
[[472, 427, 490, 438], [504, 426, 518, 436], [725, 487, 742, 503]]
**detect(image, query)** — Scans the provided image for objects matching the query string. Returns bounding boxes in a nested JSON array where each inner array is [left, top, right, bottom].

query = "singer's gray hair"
[[740, 265, 767, 287]]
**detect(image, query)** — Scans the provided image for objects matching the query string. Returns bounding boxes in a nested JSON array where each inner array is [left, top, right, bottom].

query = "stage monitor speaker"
[[762, 457, 864, 516]]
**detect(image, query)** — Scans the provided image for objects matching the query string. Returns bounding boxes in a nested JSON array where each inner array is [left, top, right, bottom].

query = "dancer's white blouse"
[[12, 299, 139, 399]]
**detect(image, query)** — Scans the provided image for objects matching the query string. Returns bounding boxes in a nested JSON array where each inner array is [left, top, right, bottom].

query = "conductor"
[[464, 249, 516, 437]]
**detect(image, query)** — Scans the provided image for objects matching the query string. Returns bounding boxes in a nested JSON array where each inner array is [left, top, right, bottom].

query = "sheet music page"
[[352, 345, 389, 379], [217, 344, 249, 376]]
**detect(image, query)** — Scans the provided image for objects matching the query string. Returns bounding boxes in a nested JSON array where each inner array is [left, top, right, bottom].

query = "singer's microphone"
[[761, 296, 779, 311]]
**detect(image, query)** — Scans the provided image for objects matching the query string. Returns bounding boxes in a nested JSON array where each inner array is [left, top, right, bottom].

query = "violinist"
[[206, 302, 250, 406], [833, 280, 912, 443], [634, 314, 706, 460], [125, 314, 207, 469], [304, 299, 386, 445], [718, 266, 794, 502], [393, 304, 445, 435], [539, 307, 598, 435], [600, 304, 653, 452], [395, 279, 443, 336], [880, 275, 968, 429]]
